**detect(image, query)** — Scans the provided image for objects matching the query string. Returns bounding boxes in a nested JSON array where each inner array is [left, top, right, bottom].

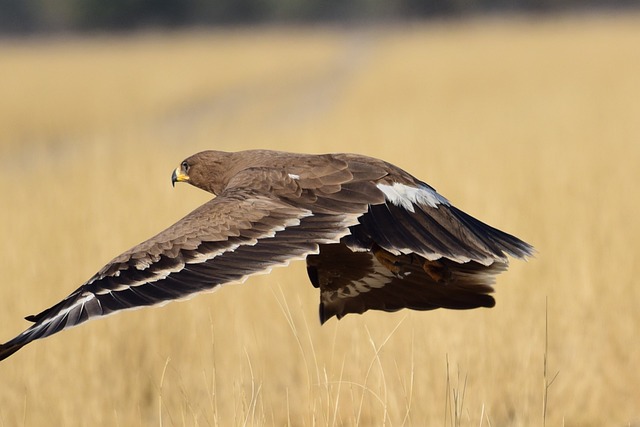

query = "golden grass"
[[1, 14, 639, 426]]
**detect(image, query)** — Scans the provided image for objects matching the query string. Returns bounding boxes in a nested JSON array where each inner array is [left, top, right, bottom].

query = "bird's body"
[[0, 150, 533, 361]]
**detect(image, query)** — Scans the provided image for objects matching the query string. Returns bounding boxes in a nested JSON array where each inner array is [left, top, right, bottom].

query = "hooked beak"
[[171, 167, 189, 187]]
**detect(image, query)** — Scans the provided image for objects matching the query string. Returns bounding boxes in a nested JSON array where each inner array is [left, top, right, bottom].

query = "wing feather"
[[351, 182, 534, 265], [308, 243, 503, 323], [0, 188, 363, 361]]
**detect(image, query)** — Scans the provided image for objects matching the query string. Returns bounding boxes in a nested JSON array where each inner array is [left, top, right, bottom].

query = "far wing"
[[307, 243, 505, 323]]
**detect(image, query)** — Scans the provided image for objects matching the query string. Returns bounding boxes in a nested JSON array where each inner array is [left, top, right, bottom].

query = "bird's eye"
[[181, 161, 189, 172]]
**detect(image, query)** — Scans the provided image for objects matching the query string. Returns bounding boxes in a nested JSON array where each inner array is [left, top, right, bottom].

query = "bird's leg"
[[372, 245, 402, 274], [422, 259, 450, 283]]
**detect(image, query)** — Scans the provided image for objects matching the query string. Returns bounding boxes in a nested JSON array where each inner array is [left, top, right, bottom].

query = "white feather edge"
[[28, 211, 363, 334]]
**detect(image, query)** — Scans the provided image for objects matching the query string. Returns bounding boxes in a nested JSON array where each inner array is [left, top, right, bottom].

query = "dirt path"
[[156, 31, 376, 140]]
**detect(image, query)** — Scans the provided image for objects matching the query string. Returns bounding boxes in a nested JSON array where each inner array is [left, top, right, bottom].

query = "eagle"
[[0, 150, 533, 361]]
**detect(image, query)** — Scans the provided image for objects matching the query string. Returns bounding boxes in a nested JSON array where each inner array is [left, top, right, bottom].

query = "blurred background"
[[1, 2, 639, 427], [1, 0, 639, 32]]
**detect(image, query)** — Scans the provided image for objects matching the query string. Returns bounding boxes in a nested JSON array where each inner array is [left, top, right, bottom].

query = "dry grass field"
[[1, 13, 639, 426]]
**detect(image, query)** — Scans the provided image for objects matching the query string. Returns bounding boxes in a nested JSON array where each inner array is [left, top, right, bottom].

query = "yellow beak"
[[171, 167, 189, 187]]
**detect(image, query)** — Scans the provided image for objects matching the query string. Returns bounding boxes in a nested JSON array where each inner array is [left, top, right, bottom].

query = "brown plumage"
[[0, 149, 533, 361]]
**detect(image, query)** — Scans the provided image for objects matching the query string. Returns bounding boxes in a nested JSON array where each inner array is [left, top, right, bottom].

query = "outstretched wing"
[[0, 174, 371, 361]]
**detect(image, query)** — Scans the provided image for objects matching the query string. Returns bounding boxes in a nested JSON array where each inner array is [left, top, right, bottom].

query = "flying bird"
[[0, 150, 533, 361]]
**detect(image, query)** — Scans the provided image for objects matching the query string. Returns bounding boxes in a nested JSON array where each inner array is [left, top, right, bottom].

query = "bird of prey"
[[0, 150, 533, 361]]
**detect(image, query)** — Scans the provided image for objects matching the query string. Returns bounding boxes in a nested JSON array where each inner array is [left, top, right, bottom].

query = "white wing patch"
[[377, 182, 449, 212]]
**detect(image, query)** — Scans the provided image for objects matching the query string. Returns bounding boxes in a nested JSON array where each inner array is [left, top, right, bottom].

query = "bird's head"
[[172, 150, 234, 195]]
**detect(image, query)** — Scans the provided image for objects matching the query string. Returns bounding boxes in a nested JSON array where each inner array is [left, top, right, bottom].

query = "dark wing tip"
[[449, 205, 535, 261], [319, 301, 343, 325], [0, 341, 26, 362], [461, 293, 495, 309], [486, 296, 496, 308], [307, 264, 320, 289], [0, 308, 59, 360], [319, 302, 327, 324]]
